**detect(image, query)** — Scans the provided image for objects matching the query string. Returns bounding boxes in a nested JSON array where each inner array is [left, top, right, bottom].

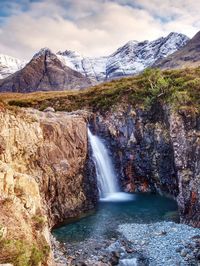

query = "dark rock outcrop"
[[169, 109, 200, 227], [90, 104, 200, 227], [0, 48, 92, 92]]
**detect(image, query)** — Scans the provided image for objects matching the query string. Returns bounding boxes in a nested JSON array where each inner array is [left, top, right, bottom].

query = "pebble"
[[118, 221, 200, 266], [52, 222, 200, 266], [180, 249, 188, 257]]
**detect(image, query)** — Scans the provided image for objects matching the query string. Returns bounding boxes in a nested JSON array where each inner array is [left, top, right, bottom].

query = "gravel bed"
[[118, 222, 200, 266]]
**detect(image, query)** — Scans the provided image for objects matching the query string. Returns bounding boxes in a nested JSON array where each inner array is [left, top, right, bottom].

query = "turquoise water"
[[53, 193, 178, 243]]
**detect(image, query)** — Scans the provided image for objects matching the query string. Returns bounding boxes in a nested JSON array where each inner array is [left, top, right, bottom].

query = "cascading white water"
[[87, 128, 119, 196], [88, 128, 133, 202]]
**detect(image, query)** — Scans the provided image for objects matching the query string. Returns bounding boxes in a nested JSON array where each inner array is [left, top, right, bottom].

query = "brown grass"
[[0, 67, 200, 113]]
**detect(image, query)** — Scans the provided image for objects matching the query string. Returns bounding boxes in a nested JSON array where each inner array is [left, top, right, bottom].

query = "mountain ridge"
[[0, 32, 190, 92], [154, 31, 200, 69], [57, 32, 189, 82], [0, 54, 26, 79], [0, 48, 91, 92]]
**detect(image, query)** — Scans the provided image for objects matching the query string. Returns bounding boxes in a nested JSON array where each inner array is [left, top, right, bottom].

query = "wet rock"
[[175, 246, 183, 253], [91, 105, 200, 227]]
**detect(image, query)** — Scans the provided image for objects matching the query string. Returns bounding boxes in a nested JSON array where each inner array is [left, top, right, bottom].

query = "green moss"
[[0, 238, 50, 266], [30, 244, 50, 266]]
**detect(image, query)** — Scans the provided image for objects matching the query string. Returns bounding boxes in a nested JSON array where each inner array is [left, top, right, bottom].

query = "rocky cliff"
[[0, 67, 199, 265], [90, 104, 200, 227], [0, 107, 97, 265]]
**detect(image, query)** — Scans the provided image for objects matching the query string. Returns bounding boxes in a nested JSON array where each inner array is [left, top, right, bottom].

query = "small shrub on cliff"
[[30, 245, 50, 266], [8, 100, 32, 108], [170, 91, 193, 107], [142, 68, 170, 108], [32, 215, 46, 231], [0, 239, 30, 265]]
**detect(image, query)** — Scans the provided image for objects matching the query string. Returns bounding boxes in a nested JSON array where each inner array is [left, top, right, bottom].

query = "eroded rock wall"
[[0, 108, 97, 265], [169, 109, 200, 227], [91, 104, 200, 227]]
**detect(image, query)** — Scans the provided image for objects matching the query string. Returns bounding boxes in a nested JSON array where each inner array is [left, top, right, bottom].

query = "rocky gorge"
[[91, 103, 200, 227], [0, 67, 199, 265]]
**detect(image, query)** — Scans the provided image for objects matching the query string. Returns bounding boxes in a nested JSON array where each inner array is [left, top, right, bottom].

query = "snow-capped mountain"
[[0, 48, 91, 92], [0, 54, 26, 79], [0, 32, 189, 84], [57, 32, 189, 82], [155, 30, 200, 70]]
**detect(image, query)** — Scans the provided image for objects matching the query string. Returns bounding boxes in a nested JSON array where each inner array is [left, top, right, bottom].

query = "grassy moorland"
[[0, 68, 200, 113]]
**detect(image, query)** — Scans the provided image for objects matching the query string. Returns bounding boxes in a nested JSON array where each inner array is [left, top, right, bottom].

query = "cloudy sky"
[[0, 0, 199, 60]]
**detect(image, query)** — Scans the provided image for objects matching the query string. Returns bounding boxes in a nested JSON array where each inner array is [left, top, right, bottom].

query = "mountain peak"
[[125, 40, 139, 46], [189, 30, 200, 41], [33, 47, 53, 59], [0, 54, 26, 79], [0, 31, 190, 83], [154, 30, 200, 70], [0, 47, 92, 92], [166, 32, 189, 41]]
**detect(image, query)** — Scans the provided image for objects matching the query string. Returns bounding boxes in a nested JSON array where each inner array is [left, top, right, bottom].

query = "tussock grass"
[[0, 67, 199, 113]]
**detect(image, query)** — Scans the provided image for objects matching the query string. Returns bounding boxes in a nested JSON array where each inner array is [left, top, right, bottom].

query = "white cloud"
[[0, 0, 199, 60]]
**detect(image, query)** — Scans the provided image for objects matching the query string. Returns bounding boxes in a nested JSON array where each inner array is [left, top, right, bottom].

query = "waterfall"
[[88, 128, 133, 202]]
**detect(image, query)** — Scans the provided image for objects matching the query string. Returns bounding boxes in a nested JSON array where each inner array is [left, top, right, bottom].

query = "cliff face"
[[169, 109, 200, 227], [91, 104, 200, 227], [0, 101, 199, 266], [0, 107, 97, 265]]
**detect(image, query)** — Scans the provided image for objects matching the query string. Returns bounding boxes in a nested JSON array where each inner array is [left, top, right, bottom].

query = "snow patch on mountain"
[[0, 54, 26, 79], [57, 32, 189, 82], [0, 32, 189, 81]]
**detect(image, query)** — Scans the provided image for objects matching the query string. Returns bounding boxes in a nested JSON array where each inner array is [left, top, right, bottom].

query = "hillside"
[[2, 67, 199, 113]]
